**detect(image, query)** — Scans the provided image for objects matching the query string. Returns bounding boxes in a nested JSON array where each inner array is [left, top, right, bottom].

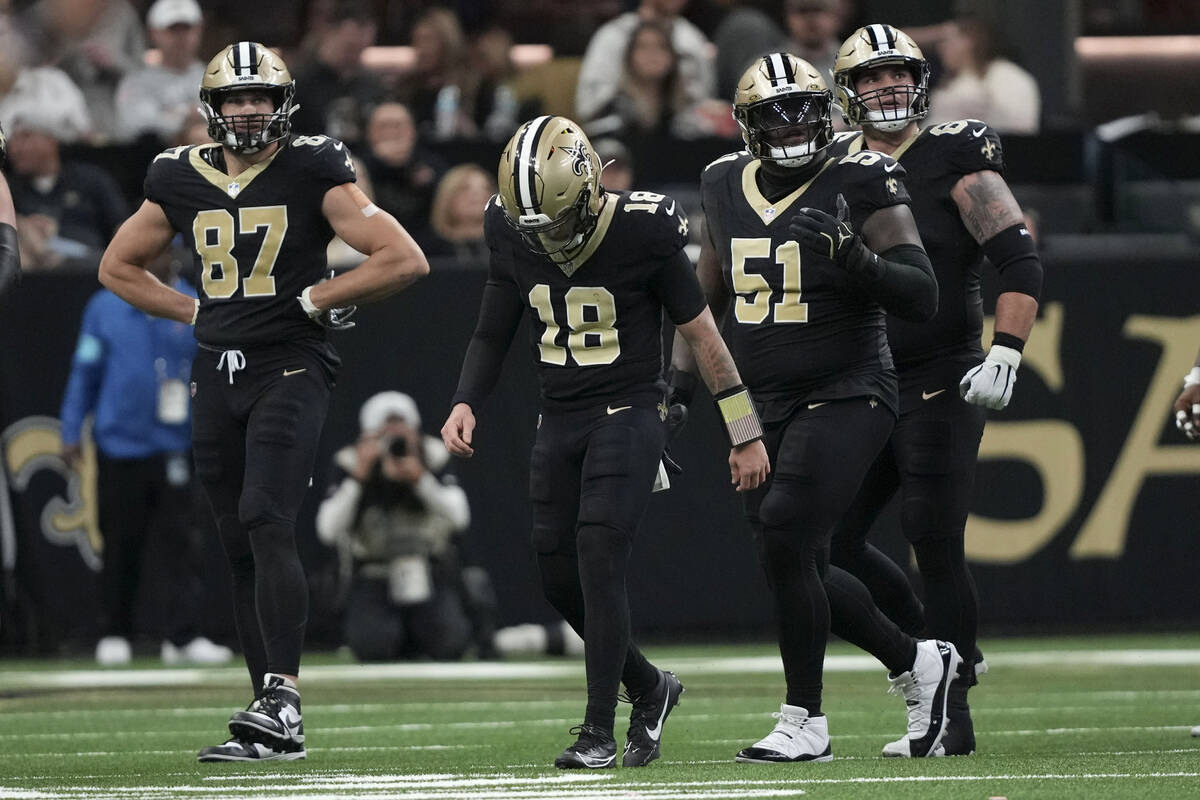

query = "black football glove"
[[789, 193, 875, 275], [661, 369, 696, 475], [662, 403, 687, 475]]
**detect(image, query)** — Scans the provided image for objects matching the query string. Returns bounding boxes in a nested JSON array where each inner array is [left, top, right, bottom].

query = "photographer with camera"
[[316, 391, 497, 661]]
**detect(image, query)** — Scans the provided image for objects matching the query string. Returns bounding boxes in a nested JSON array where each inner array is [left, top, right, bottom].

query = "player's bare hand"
[[1174, 384, 1200, 441], [441, 402, 476, 458], [729, 439, 769, 492]]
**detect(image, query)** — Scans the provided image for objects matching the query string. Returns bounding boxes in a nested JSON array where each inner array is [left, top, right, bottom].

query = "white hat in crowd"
[[359, 391, 421, 433], [147, 0, 203, 29]]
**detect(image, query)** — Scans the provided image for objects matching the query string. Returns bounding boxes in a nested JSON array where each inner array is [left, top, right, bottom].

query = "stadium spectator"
[[316, 391, 498, 662], [712, 5, 790, 102], [22, 0, 146, 142], [0, 123, 20, 301], [7, 111, 125, 271], [396, 7, 473, 140], [926, 16, 1041, 134], [466, 26, 534, 141], [359, 101, 446, 242], [575, 0, 715, 126], [784, 0, 846, 85], [0, 53, 92, 144], [113, 0, 205, 145], [424, 163, 494, 263], [584, 19, 727, 140], [59, 247, 232, 667], [289, 0, 384, 145]]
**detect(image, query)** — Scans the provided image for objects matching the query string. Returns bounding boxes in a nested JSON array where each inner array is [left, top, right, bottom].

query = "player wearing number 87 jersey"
[[98, 41, 430, 762], [670, 53, 953, 763], [442, 115, 768, 769]]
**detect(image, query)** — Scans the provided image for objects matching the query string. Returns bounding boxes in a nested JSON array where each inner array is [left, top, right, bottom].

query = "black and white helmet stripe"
[[764, 52, 797, 88], [513, 115, 552, 217], [232, 41, 259, 77], [865, 24, 898, 53]]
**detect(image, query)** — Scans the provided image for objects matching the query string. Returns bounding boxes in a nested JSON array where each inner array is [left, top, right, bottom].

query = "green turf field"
[[2, 633, 1199, 799]]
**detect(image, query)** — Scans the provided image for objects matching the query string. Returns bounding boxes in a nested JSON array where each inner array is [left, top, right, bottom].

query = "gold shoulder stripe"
[[741, 159, 834, 225], [553, 192, 618, 277], [188, 143, 283, 197]]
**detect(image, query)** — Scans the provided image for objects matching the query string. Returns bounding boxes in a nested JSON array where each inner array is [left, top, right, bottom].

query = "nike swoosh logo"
[[644, 693, 673, 742], [283, 368, 307, 376], [922, 389, 946, 400], [606, 405, 632, 415], [972, 126, 986, 137], [665, 200, 676, 216], [807, 401, 829, 410], [883, 162, 899, 172]]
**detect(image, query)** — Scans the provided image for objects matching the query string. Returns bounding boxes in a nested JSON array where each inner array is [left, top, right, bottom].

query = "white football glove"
[[959, 344, 1021, 410]]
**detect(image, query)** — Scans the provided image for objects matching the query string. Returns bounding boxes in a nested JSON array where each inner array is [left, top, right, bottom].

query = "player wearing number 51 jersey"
[[98, 42, 429, 763], [671, 53, 962, 764], [442, 115, 768, 770]]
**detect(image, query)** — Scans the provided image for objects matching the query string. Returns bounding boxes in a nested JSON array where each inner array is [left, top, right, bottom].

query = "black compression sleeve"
[[0, 222, 19, 300], [983, 223, 1042, 300], [450, 279, 524, 409], [845, 240, 938, 322]]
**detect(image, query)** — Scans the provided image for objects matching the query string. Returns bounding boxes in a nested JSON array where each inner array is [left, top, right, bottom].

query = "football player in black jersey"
[[0, 124, 20, 301], [98, 42, 430, 762], [441, 115, 769, 769], [670, 53, 963, 763], [1174, 348, 1200, 442], [825, 24, 1043, 756]]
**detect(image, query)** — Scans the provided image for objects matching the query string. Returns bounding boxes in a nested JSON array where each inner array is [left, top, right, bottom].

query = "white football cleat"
[[881, 639, 962, 757], [735, 704, 832, 763]]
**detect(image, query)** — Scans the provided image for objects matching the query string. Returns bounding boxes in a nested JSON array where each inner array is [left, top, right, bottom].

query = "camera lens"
[[388, 437, 409, 457]]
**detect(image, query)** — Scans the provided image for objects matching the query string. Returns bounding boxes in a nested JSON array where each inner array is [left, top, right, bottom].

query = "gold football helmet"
[[733, 53, 833, 168], [496, 115, 604, 262], [199, 42, 296, 153], [834, 24, 930, 132]]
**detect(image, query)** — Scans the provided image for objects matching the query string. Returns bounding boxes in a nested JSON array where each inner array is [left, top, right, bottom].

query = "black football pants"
[[191, 342, 335, 694], [529, 404, 667, 734]]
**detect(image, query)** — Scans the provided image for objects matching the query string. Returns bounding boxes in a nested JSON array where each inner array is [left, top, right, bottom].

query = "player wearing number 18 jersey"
[[98, 42, 429, 762], [671, 53, 962, 763], [442, 115, 768, 769]]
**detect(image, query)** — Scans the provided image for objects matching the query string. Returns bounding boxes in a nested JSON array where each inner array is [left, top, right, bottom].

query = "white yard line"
[[5, 649, 1200, 691]]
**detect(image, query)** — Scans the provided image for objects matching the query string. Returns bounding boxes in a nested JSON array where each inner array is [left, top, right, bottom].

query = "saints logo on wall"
[[1, 416, 101, 570]]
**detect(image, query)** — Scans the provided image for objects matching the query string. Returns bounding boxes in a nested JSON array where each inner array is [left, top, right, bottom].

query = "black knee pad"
[[758, 485, 803, 533], [238, 485, 290, 530]]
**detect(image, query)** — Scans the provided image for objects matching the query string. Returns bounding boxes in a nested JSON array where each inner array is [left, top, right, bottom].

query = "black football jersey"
[[462, 190, 705, 413], [700, 149, 912, 420], [144, 135, 357, 348], [829, 120, 1005, 369]]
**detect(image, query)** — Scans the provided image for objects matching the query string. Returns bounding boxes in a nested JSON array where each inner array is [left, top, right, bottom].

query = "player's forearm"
[[676, 309, 743, 395], [98, 255, 195, 324], [0, 221, 20, 299], [993, 291, 1038, 344], [310, 244, 429, 308], [848, 242, 938, 322]]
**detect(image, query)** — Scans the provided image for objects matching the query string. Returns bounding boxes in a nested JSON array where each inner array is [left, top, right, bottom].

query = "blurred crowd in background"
[[1, 0, 1196, 275]]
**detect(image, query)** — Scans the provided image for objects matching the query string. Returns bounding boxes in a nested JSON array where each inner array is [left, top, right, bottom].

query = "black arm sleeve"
[[450, 278, 524, 409], [983, 222, 1042, 300], [0, 222, 19, 300], [845, 240, 938, 322]]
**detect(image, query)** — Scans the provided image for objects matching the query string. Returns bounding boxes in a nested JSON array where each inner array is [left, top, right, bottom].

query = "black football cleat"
[[197, 736, 305, 762], [622, 669, 684, 767], [554, 724, 617, 769], [228, 673, 304, 748]]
